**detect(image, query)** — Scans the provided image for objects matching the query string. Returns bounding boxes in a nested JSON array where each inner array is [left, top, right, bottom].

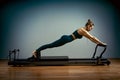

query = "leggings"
[[36, 35, 74, 52]]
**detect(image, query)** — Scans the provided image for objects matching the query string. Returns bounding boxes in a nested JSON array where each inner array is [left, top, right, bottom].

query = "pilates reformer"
[[8, 44, 111, 66]]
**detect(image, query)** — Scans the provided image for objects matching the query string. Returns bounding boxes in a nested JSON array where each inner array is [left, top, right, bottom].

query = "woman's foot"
[[32, 50, 41, 58], [27, 50, 41, 61], [32, 50, 37, 58]]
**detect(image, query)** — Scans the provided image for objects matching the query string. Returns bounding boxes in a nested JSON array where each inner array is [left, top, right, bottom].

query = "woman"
[[28, 19, 107, 61]]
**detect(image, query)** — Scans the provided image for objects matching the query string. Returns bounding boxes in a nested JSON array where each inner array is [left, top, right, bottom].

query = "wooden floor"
[[0, 59, 120, 80]]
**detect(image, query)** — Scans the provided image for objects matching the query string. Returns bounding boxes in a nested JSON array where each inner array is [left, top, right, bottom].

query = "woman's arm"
[[78, 28, 106, 45]]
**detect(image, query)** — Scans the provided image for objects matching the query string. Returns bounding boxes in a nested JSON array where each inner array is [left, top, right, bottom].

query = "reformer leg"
[[96, 56, 102, 65]]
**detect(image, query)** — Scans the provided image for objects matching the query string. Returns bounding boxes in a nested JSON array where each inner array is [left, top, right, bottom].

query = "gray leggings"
[[36, 35, 74, 52]]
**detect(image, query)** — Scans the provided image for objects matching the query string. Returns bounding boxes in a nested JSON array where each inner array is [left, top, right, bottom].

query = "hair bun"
[[88, 19, 91, 22], [85, 19, 94, 26]]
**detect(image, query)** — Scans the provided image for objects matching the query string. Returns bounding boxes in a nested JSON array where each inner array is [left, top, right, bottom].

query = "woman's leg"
[[28, 35, 73, 61], [36, 35, 73, 52]]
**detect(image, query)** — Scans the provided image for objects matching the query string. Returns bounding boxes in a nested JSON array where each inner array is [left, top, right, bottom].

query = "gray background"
[[1, 0, 120, 59]]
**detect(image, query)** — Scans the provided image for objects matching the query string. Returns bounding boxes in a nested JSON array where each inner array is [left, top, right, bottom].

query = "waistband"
[[70, 34, 76, 40]]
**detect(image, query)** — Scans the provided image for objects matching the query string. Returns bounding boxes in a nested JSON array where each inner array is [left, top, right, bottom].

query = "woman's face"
[[86, 24, 94, 31]]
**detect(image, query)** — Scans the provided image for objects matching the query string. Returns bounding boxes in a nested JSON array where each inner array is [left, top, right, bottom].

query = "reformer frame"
[[8, 44, 111, 66]]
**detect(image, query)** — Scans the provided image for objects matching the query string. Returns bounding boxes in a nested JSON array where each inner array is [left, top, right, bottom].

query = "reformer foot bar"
[[8, 44, 111, 66]]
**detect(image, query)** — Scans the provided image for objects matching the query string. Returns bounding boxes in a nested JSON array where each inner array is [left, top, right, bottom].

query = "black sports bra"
[[72, 30, 83, 39]]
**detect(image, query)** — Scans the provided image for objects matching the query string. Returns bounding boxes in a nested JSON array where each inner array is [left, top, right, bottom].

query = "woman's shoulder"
[[78, 27, 86, 32], [77, 27, 88, 35]]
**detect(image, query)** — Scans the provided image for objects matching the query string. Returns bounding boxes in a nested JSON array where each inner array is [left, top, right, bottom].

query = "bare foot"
[[32, 50, 37, 58]]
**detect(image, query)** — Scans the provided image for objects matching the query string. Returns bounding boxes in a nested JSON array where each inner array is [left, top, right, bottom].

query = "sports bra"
[[72, 30, 83, 39]]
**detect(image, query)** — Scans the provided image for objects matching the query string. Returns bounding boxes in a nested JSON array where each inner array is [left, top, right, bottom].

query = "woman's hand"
[[98, 43, 107, 47]]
